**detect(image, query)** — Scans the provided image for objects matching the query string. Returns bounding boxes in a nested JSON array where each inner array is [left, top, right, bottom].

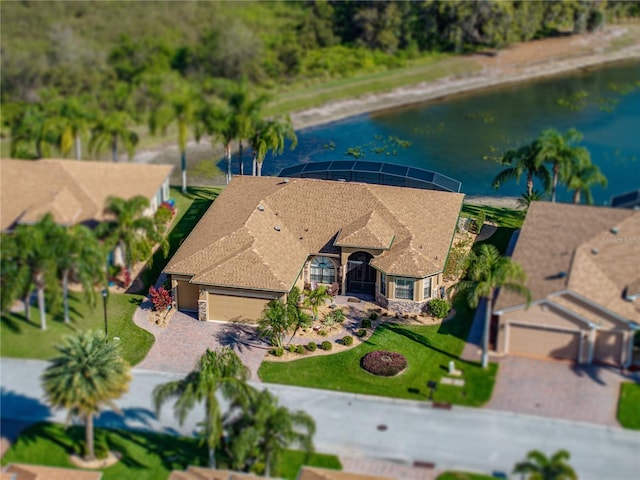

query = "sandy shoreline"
[[290, 28, 640, 131]]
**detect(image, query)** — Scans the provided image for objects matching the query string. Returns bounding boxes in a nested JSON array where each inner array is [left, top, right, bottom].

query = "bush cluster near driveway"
[[0, 292, 151, 366], [0, 422, 341, 480], [259, 297, 497, 406], [617, 382, 640, 429]]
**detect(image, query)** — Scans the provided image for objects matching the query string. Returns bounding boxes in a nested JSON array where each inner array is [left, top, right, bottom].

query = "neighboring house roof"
[[1, 463, 102, 480], [611, 189, 640, 209], [165, 176, 463, 291], [297, 467, 394, 480], [168, 467, 261, 480], [0, 158, 174, 230], [494, 201, 640, 323]]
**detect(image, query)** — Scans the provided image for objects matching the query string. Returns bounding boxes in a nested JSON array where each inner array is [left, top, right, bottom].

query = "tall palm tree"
[[250, 117, 297, 177], [286, 287, 312, 345], [562, 157, 607, 204], [8, 214, 61, 330], [43, 92, 94, 160], [455, 244, 531, 368], [41, 330, 131, 461], [89, 111, 138, 162], [5, 101, 56, 159], [491, 141, 551, 197], [303, 285, 332, 321], [224, 389, 315, 477], [1, 232, 34, 321], [56, 225, 105, 323], [513, 449, 577, 480], [537, 128, 589, 203], [517, 189, 546, 209], [257, 299, 290, 349], [199, 98, 236, 184], [153, 347, 253, 468], [98, 196, 167, 273]]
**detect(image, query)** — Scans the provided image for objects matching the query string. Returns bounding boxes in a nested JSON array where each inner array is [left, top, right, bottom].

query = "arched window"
[[310, 257, 336, 284]]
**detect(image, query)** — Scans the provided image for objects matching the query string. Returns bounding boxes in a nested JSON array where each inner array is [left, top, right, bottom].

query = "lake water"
[[259, 60, 640, 204]]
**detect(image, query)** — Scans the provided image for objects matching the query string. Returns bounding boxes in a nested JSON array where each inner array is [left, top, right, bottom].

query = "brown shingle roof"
[[297, 467, 393, 480], [335, 210, 395, 250], [494, 201, 640, 322], [165, 176, 463, 291], [1, 464, 102, 480], [0, 158, 173, 230]]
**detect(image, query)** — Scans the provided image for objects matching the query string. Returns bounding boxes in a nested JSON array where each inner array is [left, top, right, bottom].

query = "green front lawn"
[[259, 297, 497, 406], [0, 292, 151, 366], [437, 472, 500, 480], [461, 204, 525, 230], [617, 382, 640, 429], [0, 422, 341, 480]]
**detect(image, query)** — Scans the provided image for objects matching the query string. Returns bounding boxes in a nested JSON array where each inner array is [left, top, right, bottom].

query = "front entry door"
[[347, 252, 375, 294]]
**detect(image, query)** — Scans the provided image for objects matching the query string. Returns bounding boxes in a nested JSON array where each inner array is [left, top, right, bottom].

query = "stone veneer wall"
[[198, 300, 207, 321], [386, 299, 430, 315]]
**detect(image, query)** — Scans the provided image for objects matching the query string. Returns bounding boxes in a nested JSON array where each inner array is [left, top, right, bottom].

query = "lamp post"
[[101, 288, 108, 338]]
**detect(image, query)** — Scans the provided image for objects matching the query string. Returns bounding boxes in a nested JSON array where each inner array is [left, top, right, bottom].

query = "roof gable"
[[335, 210, 395, 250]]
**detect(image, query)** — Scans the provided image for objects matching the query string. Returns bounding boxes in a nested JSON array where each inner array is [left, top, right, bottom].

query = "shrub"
[[149, 286, 172, 311], [429, 298, 451, 319], [321, 313, 335, 328], [474, 209, 485, 234], [318, 329, 328, 337], [361, 318, 372, 329], [342, 335, 353, 346], [332, 308, 346, 323], [296, 345, 306, 354], [356, 329, 367, 337], [307, 341, 317, 352], [369, 311, 378, 321], [154, 203, 174, 224], [321, 341, 332, 351], [94, 434, 109, 460], [361, 350, 408, 377], [288, 344, 297, 353], [272, 347, 284, 357]]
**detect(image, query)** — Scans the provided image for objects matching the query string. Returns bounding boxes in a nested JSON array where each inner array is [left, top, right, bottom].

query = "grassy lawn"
[[0, 422, 341, 480], [259, 296, 497, 406], [0, 292, 151, 366], [437, 472, 499, 480], [140, 186, 222, 292], [461, 204, 525, 230], [617, 382, 640, 430]]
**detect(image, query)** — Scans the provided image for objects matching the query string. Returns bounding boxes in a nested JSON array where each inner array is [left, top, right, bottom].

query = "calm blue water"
[[252, 60, 640, 204]]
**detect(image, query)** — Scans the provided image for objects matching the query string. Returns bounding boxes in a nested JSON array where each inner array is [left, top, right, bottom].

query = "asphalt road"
[[1, 358, 639, 479]]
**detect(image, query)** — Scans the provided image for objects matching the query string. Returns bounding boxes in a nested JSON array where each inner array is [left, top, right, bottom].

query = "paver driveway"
[[486, 356, 639, 427], [134, 307, 268, 380]]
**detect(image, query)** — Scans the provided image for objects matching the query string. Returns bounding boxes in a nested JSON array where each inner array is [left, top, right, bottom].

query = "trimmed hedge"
[[296, 345, 306, 354], [356, 329, 367, 337], [361, 350, 407, 376], [429, 298, 451, 318], [272, 347, 284, 357], [369, 311, 378, 321], [361, 318, 372, 329], [307, 341, 317, 352], [342, 335, 353, 346], [321, 341, 332, 351]]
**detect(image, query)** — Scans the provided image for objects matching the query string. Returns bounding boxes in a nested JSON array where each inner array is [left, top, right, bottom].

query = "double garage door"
[[508, 324, 625, 365], [508, 325, 580, 361], [208, 294, 269, 323]]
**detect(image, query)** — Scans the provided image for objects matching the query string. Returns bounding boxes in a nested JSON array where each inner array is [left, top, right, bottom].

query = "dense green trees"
[[41, 330, 131, 461]]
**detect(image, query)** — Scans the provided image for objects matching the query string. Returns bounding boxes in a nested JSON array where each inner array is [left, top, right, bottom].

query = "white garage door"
[[509, 324, 580, 361]]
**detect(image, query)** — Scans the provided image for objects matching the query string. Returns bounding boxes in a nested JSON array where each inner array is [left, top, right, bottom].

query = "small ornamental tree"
[[149, 286, 172, 311]]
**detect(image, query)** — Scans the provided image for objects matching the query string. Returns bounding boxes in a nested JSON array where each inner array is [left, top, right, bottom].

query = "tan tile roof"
[[1, 463, 102, 480], [335, 210, 395, 250], [494, 201, 640, 322], [0, 158, 173, 230], [297, 467, 393, 480], [165, 176, 463, 291], [168, 468, 260, 480]]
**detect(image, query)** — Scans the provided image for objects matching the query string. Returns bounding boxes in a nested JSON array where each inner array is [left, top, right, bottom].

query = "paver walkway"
[[486, 356, 639, 427]]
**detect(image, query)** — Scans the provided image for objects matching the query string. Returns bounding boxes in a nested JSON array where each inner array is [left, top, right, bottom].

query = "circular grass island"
[[360, 350, 407, 377]]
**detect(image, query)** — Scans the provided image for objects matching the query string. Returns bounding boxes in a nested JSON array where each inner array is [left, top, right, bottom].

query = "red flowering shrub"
[[149, 286, 172, 311], [121, 267, 132, 288], [154, 202, 175, 224], [361, 350, 407, 376]]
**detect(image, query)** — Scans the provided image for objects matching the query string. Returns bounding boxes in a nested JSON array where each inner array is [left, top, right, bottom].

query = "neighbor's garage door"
[[208, 293, 269, 322], [508, 324, 580, 361], [593, 331, 623, 365], [176, 281, 199, 312]]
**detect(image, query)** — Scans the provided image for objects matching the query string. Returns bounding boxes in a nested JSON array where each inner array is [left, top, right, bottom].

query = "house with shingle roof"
[[493, 202, 640, 367], [0, 158, 174, 231], [164, 176, 463, 322]]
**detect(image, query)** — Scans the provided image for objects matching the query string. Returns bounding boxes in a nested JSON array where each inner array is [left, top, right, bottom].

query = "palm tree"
[[224, 389, 315, 477], [153, 347, 253, 468], [513, 449, 577, 480], [5, 101, 56, 159], [491, 141, 551, 197], [0, 232, 34, 321], [56, 225, 105, 323], [98, 196, 167, 274], [303, 285, 332, 321], [455, 244, 531, 368], [257, 299, 290, 349], [199, 98, 236, 184], [43, 91, 94, 160], [517, 189, 546, 209], [537, 128, 589, 203], [562, 157, 607, 204], [251, 117, 297, 177], [42, 330, 131, 461], [8, 214, 61, 330], [286, 287, 312, 345], [89, 111, 138, 162]]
